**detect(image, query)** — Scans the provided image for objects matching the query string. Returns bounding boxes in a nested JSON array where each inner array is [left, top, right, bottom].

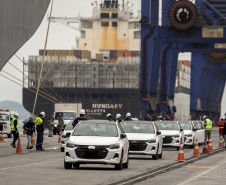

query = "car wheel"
[[115, 152, 123, 170], [73, 163, 80, 168], [152, 145, 159, 160], [190, 141, 195, 149], [177, 146, 180, 151], [122, 153, 129, 169], [61, 147, 64, 152], [8, 134, 12, 138], [64, 160, 72, 169]]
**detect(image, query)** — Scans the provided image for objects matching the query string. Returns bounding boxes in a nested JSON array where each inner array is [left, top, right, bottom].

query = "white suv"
[[122, 121, 163, 160], [64, 120, 129, 170], [155, 121, 184, 150]]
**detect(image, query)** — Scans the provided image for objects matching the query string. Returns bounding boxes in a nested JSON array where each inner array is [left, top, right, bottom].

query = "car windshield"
[[65, 122, 73, 130], [0, 114, 10, 121], [72, 123, 118, 137], [122, 122, 155, 134], [156, 122, 179, 131], [179, 122, 191, 130], [55, 112, 74, 120]]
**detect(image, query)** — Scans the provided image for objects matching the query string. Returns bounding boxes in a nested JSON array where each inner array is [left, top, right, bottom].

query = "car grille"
[[75, 145, 109, 159], [129, 140, 147, 151], [163, 136, 173, 144]]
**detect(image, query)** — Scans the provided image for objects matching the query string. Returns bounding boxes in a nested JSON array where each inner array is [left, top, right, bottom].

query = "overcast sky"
[[0, 0, 225, 117]]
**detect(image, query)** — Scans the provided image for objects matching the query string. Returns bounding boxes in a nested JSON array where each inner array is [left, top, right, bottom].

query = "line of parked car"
[[61, 120, 205, 170]]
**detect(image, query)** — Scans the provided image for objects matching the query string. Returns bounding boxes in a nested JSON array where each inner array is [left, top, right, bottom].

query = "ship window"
[[112, 22, 117, 27], [101, 21, 109, 27], [81, 20, 93, 29], [134, 31, 141, 39], [112, 13, 118, 19], [81, 30, 86, 38], [101, 13, 109, 18]]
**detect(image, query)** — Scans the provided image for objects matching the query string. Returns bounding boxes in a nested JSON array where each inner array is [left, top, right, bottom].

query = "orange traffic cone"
[[16, 138, 23, 154], [202, 138, 209, 154], [0, 130, 4, 142], [208, 137, 214, 152], [219, 135, 224, 148], [31, 133, 35, 145], [57, 133, 61, 143], [192, 139, 200, 156], [176, 141, 186, 162]]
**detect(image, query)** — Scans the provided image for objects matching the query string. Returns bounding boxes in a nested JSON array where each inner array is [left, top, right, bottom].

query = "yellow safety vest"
[[119, 120, 124, 125], [35, 117, 43, 125], [11, 118, 18, 131], [205, 119, 212, 130]]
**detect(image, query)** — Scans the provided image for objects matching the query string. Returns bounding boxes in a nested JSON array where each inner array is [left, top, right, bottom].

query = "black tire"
[[64, 160, 72, 169], [177, 146, 180, 151], [115, 152, 123, 170], [73, 163, 80, 168], [122, 154, 129, 169], [61, 147, 64, 152], [190, 142, 195, 149], [152, 145, 159, 160], [8, 134, 12, 138]]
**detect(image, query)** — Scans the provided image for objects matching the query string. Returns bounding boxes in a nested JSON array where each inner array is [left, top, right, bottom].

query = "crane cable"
[[1, 70, 62, 103], [0, 74, 57, 103], [32, 0, 54, 116]]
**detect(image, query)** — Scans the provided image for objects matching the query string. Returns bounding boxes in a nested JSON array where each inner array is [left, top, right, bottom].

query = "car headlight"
[[62, 135, 67, 138], [66, 142, 77, 148], [185, 134, 192, 137], [109, 143, 120, 149], [172, 135, 180, 138], [147, 139, 156, 143]]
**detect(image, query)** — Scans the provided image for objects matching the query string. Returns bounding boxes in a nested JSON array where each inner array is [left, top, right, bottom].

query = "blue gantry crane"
[[140, 0, 226, 121]]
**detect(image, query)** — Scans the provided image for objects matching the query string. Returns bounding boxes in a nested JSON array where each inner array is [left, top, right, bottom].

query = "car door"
[[154, 123, 162, 152], [193, 121, 205, 143]]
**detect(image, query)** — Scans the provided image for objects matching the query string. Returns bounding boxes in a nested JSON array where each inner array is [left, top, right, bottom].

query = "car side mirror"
[[121, 133, 127, 139], [157, 131, 161, 135], [180, 128, 183, 132], [193, 128, 197, 131], [66, 133, 71, 137]]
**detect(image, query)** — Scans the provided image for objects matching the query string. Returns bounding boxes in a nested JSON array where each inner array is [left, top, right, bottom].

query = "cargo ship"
[[22, 0, 192, 121], [23, 0, 141, 120]]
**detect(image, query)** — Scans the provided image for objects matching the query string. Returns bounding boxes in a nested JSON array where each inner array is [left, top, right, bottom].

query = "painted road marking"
[[0, 160, 61, 171], [186, 166, 213, 169]]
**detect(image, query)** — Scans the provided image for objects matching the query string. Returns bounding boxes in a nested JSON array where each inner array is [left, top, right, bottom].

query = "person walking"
[[58, 114, 64, 135], [218, 118, 225, 138], [35, 111, 45, 151], [48, 116, 54, 137], [72, 109, 87, 128], [23, 117, 35, 149], [125, 112, 132, 121], [106, 113, 115, 121], [116, 114, 124, 125], [203, 115, 212, 143], [11, 112, 19, 148]]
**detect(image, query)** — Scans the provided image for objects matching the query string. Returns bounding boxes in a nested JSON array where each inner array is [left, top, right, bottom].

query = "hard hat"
[[14, 112, 19, 117], [79, 109, 85, 115], [116, 114, 121, 119], [59, 113, 62, 116], [29, 117, 33, 120], [40, 111, 45, 116], [159, 116, 162, 118], [203, 115, 207, 119], [126, 112, 131, 117], [106, 113, 111, 118]]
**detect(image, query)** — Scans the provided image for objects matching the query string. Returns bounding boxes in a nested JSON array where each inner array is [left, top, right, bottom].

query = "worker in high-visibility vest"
[[35, 111, 45, 151], [116, 114, 124, 125], [203, 115, 212, 143], [218, 118, 225, 138], [11, 112, 19, 148]]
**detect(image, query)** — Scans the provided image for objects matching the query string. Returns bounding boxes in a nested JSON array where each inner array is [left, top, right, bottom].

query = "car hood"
[[69, 136, 119, 145], [125, 133, 156, 140], [183, 130, 193, 135], [159, 130, 180, 136]]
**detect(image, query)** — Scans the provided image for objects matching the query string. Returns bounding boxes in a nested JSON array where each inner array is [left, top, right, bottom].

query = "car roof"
[[155, 121, 178, 123], [78, 120, 116, 125], [124, 121, 154, 124]]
